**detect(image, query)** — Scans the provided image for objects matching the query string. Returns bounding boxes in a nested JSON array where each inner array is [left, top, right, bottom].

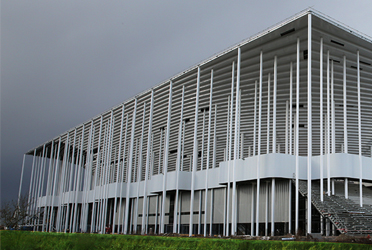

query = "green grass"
[[0, 231, 371, 250]]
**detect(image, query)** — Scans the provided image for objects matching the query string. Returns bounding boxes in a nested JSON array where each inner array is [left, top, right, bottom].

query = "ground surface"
[[1, 231, 371, 249]]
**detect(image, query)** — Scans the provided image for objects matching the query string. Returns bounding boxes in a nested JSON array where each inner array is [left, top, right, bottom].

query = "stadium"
[[19, 9, 372, 236]]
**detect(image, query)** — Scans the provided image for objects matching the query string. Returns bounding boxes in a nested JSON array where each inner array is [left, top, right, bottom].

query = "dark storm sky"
[[1, 0, 372, 204]]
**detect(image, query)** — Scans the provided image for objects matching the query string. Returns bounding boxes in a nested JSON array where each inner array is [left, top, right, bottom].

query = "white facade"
[[20, 9, 372, 236]]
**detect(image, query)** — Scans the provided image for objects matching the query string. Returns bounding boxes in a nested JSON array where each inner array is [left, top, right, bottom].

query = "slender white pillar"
[[240, 133, 244, 159], [307, 13, 312, 234], [198, 190, 202, 234], [253, 81, 257, 156], [265, 182, 268, 236], [173, 85, 184, 234], [332, 179, 335, 196], [251, 184, 255, 236], [133, 103, 146, 234], [273, 56, 277, 153], [256, 51, 263, 236], [124, 99, 138, 234], [223, 186, 226, 236], [327, 50, 331, 196], [73, 126, 85, 232], [161, 81, 172, 234], [118, 114, 129, 233], [155, 195, 159, 234], [30, 152, 40, 229], [34, 146, 45, 230], [226, 61, 235, 236], [27, 149, 36, 225], [112, 105, 125, 233], [285, 101, 289, 155], [342, 56, 349, 199], [80, 125, 92, 232], [295, 38, 300, 234], [271, 178, 275, 236], [267, 73, 271, 154], [290, 63, 293, 155], [288, 180, 292, 234], [158, 128, 163, 174], [18, 154, 26, 209], [143, 91, 155, 234], [209, 189, 214, 235], [189, 67, 200, 236], [320, 38, 324, 202], [210, 104, 217, 234], [204, 70, 213, 236], [331, 60, 335, 154], [90, 117, 102, 233], [225, 96, 230, 162], [201, 111, 206, 171], [65, 129, 76, 232], [100, 119, 111, 233], [357, 51, 363, 207], [50, 138, 62, 231], [56, 134, 69, 232], [232, 48, 241, 235]]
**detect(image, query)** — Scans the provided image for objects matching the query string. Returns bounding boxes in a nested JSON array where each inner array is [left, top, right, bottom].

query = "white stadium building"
[[19, 9, 372, 236]]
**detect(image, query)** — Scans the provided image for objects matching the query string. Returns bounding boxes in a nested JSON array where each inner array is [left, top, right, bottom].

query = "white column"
[[198, 190, 202, 234], [174, 86, 185, 234], [124, 99, 138, 234], [320, 38, 324, 202], [112, 105, 125, 233], [155, 195, 159, 234], [307, 13, 312, 234], [31, 152, 41, 229], [161, 81, 172, 234], [285, 101, 289, 154], [143, 91, 155, 234], [90, 117, 102, 233], [265, 182, 268, 236], [342, 55, 349, 199], [331, 60, 335, 154], [118, 114, 129, 233], [327, 50, 331, 196], [251, 184, 255, 236], [65, 129, 76, 232], [295, 38, 300, 234], [357, 51, 363, 207], [288, 180, 292, 234], [256, 51, 263, 236], [80, 124, 92, 232], [267, 73, 271, 154], [209, 189, 214, 235], [134, 103, 146, 234], [27, 149, 36, 225], [232, 48, 241, 235], [189, 67, 200, 236], [204, 70, 213, 236], [290, 63, 293, 155], [271, 178, 275, 236], [210, 105, 218, 234], [17, 154, 26, 209], [225, 96, 230, 162], [273, 56, 277, 153], [253, 81, 257, 156], [35, 145, 45, 230], [50, 138, 62, 231], [226, 61, 235, 236], [56, 134, 69, 232]]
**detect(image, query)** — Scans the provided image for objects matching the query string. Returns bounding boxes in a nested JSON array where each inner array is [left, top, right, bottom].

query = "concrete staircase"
[[297, 180, 372, 235]]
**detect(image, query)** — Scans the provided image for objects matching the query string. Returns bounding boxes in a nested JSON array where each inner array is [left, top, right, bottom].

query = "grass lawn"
[[1, 231, 371, 250]]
